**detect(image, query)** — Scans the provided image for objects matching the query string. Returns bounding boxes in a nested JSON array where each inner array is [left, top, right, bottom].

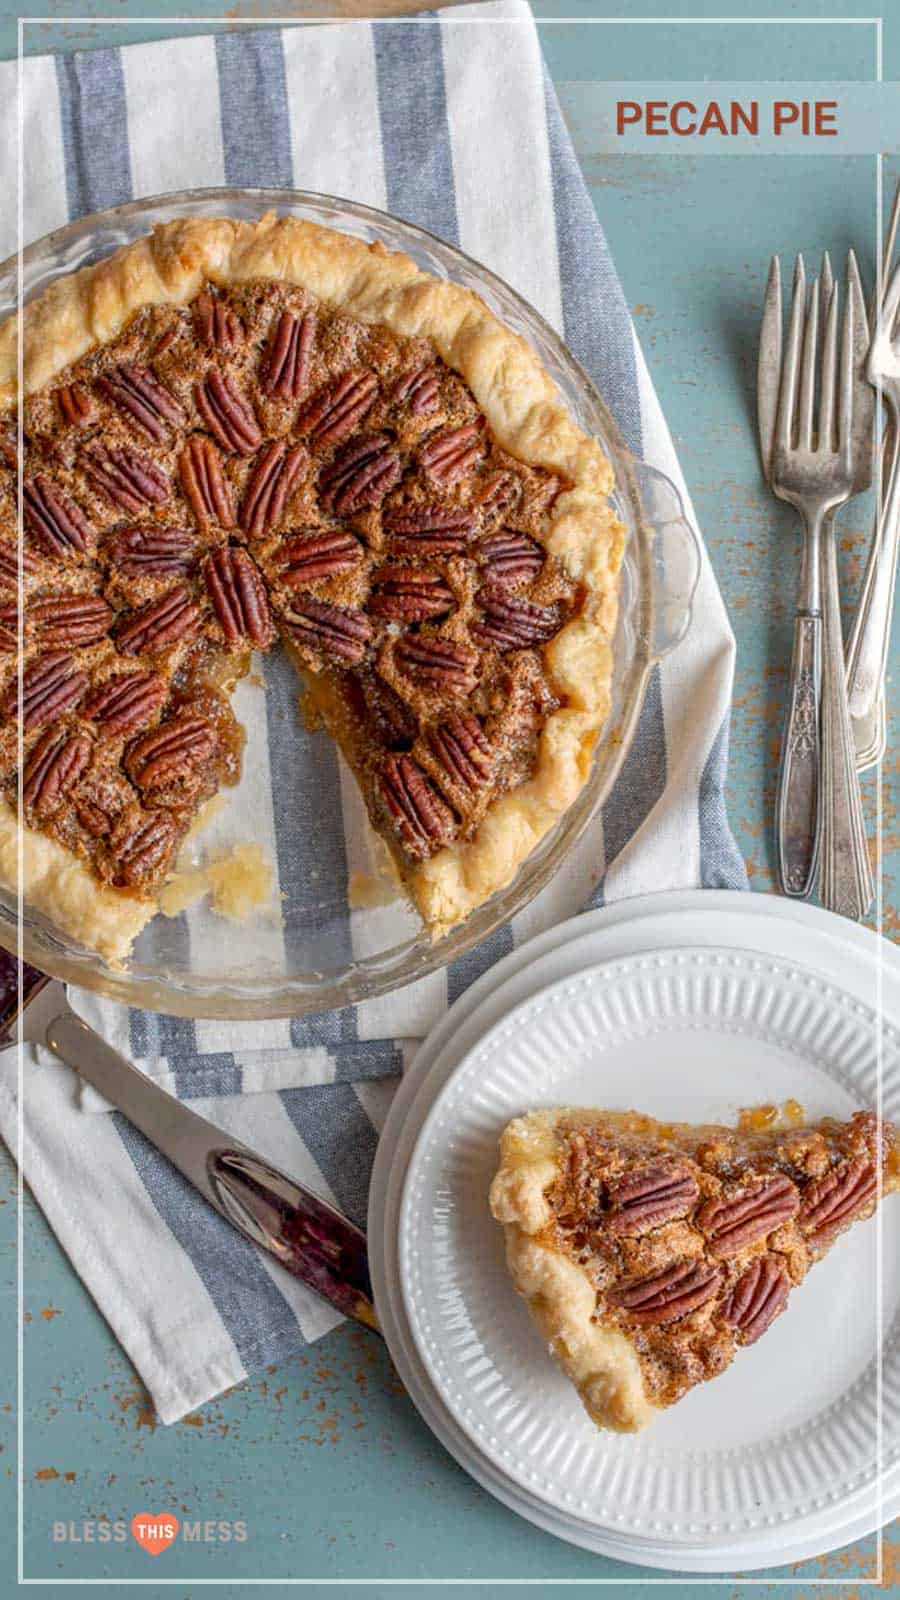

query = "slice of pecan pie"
[[490, 1106, 899, 1431], [0, 216, 622, 960]]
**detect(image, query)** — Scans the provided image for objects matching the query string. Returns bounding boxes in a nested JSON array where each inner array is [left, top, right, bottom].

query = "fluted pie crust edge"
[[0, 215, 623, 956], [0, 805, 152, 961]]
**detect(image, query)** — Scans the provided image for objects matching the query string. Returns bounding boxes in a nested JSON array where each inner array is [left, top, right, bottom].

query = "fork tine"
[[798, 274, 819, 451], [847, 248, 874, 491], [839, 275, 855, 454], [776, 254, 806, 453], [821, 250, 834, 313], [847, 248, 869, 351], [819, 282, 839, 452], [758, 254, 782, 478]]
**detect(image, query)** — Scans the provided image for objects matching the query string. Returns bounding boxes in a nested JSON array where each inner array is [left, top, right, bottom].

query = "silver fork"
[[846, 180, 900, 766], [818, 274, 875, 922], [759, 254, 872, 914]]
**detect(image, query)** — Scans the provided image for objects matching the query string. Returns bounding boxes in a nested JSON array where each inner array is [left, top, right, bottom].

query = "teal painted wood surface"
[[1, 0, 897, 1591]]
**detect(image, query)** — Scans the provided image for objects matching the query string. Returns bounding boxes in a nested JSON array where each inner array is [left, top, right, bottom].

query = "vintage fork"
[[818, 274, 875, 921], [846, 180, 900, 767], [759, 254, 872, 914]]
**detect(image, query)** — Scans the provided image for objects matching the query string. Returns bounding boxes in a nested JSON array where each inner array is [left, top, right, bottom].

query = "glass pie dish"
[[0, 189, 699, 1019]]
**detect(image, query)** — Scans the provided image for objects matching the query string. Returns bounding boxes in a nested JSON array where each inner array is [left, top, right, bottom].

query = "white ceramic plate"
[[371, 893, 900, 1569], [396, 935, 900, 1556]]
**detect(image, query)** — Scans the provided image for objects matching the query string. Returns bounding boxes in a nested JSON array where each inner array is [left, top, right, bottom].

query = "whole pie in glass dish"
[[490, 1105, 900, 1432], [0, 214, 623, 961]]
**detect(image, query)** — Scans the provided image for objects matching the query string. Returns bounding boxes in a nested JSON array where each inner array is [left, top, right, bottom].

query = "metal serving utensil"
[[846, 180, 900, 767], [759, 253, 873, 916], [22, 984, 378, 1334], [818, 266, 875, 921]]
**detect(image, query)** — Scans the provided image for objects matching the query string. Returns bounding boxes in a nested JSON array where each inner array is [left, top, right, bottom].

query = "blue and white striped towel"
[[0, 2, 746, 1422]]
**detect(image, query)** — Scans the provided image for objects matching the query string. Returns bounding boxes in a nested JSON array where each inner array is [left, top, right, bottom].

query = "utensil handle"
[[846, 411, 900, 725], [819, 533, 874, 921], [776, 610, 822, 898], [0, 949, 49, 1046], [43, 1007, 378, 1332]]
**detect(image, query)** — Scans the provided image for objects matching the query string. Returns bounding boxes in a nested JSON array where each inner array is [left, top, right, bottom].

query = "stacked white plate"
[[368, 891, 900, 1572]]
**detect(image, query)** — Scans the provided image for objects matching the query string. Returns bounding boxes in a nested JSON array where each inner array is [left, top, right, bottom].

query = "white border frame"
[[13, 6, 889, 1587]]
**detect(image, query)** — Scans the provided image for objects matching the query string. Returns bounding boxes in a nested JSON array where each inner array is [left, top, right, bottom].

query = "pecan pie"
[[0, 217, 622, 961], [490, 1106, 899, 1432]]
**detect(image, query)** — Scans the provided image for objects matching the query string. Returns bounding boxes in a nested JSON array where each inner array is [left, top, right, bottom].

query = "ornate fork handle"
[[777, 605, 822, 898], [820, 528, 874, 920]]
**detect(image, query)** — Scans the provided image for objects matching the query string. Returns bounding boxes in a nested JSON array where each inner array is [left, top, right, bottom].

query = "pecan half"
[[394, 635, 479, 694], [57, 383, 93, 428], [285, 597, 373, 667], [0, 542, 38, 587], [607, 1160, 699, 1237], [106, 526, 197, 579], [362, 677, 419, 749], [420, 421, 485, 485], [152, 323, 182, 360], [697, 1174, 799, 1259], [391, 365, 439, 415], [29, 593, 113, 648], [381, 754, 456, 859], [204, 546, 274, 648], [0, 603, 17, 650], [384, 504, 476, 555], [473, 591, 562, 650], [126, 714, 217, 791], [195, 370, 262, 456], [800, 1157, 878, 1244], [369, 565, 455, 623], [109, 810, 178, 888], [610, 1260, 722, 1326], [83, 671, 168, 735], [116, 584, 203, 656], [480, 531, 544, 587], [240, 440, 308, 539], [179, 435, 236, 530], [722, 1256, 790, 1345], [475, 470, 522, 522], [4, 652, 88, 730], [22, 727, 92, 819], [280, 530, 363, 586], [96, 362, 185, 443], [24, 475, 92, 558], [75, 775, 129, 837], [428, 714, 492, 792], [192, 290, 244, 352], [297, 369, 377, 448], [262, 310, 316, 400], [81, 444, 171, 515], [318, 434, 401, 515]]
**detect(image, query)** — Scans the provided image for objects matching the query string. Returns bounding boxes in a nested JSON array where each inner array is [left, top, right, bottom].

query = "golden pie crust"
[[490, 1105, 899, 1433], [0, 216, 623, 960]]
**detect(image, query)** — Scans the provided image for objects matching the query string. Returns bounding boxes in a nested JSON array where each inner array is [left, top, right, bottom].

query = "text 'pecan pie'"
[[0, 216, 623, 961], [490, 1106, 899, 1431]]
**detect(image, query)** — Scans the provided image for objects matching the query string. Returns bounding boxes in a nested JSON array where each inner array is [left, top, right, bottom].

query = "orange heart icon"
[[131, 1513, 179, 1556]]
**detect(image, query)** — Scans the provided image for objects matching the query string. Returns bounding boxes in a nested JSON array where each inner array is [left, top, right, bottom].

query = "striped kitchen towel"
[[0, 1, 746, 1421]]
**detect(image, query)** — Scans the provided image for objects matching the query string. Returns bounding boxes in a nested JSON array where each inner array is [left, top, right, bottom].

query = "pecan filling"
[[544, 1110, 893, 1409], [1, 278, 575, 900]]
